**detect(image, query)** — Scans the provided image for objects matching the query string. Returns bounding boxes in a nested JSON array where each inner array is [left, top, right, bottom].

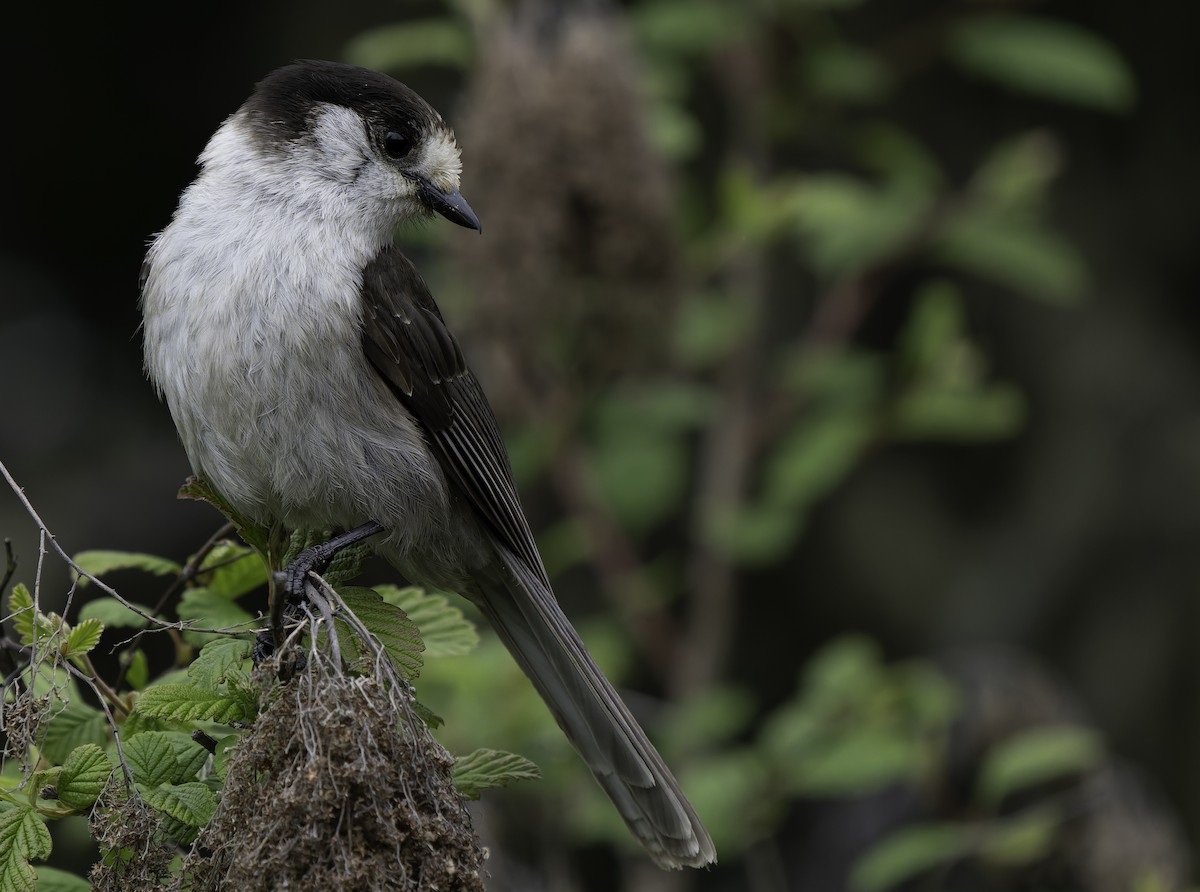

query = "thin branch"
[[0, 539, 15, 599]]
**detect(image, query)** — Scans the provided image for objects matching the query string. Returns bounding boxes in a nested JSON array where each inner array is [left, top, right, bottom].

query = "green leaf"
[[933, 209, 1086, 303], [142, 782, 217, 829], [632, 0, 747, 58], [187, 638, 253, 689], [785, 731, 922, 796], [62, 619, 103, 658], [55, 744, 112, 810], [78, 597, 156, 629], [176, 587, 256, 643], [592, 428, 689, 532], [376, 587, 478, 659], [976, 725, 1103, 808], [72, 551, 181, 585], [344, 18, 472, 72], [0, 807, 50, 892], [33, 866, 91, 892], [707, 502, 801, 565], [950, 15, 1135, 112], [452, 748, 541, 800], [980, 805, 1061, 867], [125, 650, 150, 691], [324, 541, 373, 588], [6, 584, 34, 646], [196, 542, 267, 599], [161, 732, 210, 783], [672, 291, 753, 368], [123, 732, 178, 788], [788, 175, 932, 278], [804, 43, 890, 104], [336, 586, 423, 679], [850, 823, 968, 892], [765, 411, 873, 510], [134, 685, 254, 725], [41, 701, 110, 765]]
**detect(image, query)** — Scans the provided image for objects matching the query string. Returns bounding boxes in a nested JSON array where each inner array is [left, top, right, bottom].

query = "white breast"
[[141, 115, 450, 542]]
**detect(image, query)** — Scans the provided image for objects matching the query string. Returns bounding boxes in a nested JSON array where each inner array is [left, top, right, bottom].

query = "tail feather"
[[469, 547, 716, 869]]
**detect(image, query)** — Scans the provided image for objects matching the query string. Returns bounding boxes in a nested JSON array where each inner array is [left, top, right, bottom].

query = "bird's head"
[[221, 59, 480, 235]]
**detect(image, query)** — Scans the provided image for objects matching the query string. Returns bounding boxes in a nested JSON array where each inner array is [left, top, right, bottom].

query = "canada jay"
[[140, 60, 714, 869]]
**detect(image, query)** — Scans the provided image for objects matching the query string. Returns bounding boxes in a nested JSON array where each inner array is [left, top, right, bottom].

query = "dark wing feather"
[[359, 246, 549, 585]]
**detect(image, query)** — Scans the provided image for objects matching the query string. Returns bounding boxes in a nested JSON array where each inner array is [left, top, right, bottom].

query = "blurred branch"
[[674, 39, 771, 699]]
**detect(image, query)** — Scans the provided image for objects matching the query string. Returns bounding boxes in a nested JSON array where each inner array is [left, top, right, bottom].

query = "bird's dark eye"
[[383, 131, 414, 160]]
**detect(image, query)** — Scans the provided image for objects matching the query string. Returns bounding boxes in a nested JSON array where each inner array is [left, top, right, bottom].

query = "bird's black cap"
[[242, 59, 447, 152]]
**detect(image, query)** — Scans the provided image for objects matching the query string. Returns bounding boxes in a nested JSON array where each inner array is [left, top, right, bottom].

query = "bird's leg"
[[254, 520, 387, 665]]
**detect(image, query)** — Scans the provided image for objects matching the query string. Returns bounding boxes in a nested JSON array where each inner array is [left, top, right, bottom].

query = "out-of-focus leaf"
[[850, 823, 969, 892], [934, 209, 1086, 303], [790, 731, 922, 795], [656, 748, 776, 853], [72, 551, 180, 585], [707, 502, 800, 565], [976, 725, 1103, 807], [894, 384, 1025, 441], [176, 588, 256, 645], [659, 686, 757, 751], [196, 542, 267, 599], [979, 805, 1061, 866], [790, 176, 933, 278], [765, 411, 873, 509], [673, 291, 754, 368], [853, 124, 943, 191], [344, 19, 473, 72], [969, 131, 1063, 212], [950, 15, 1136, 111], [41, 701, 109, 765], [125, 649, 150, 690], [631, 0, 748, 57], [592, 429, 689, 533], [34, 867, 91, 892], [78, 597, 156, 629], [804, 44, 890, 104]]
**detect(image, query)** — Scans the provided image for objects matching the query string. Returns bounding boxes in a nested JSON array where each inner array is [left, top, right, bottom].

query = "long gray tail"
[[469, 548, 716, 869]]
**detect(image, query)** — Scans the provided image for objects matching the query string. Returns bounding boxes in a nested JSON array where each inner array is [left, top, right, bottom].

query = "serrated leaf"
[[40, 700, 110, 765], [123, 732, 178, 788], [134, 685, 254, 725], [950, 15, 1135, 112], [78, 597, 157, 629], [324, 541, 373, 588], [452, 748, 541, 799], [33, 866, 91, 891], [377, 586, 478, 658], [410, 699, 443, 730], [56, 744, 112, 810], [161, 732, 210, 783], [336, 587, 423, 680], [196, 542, 267, 599], [72, 551, 181, 585], [62, 619, 103, 658], [178, 477, 270, 556], [0, 807, 51, 892], [850, 823, 968, 892], [142, 781, 217, 829], [6, 584, 34, 646], [187, 638, 253, 689], [977, 725, 1103, 808]]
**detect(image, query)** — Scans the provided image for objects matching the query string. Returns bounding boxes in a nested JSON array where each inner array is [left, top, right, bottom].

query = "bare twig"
[[0, 539, 15, 599]]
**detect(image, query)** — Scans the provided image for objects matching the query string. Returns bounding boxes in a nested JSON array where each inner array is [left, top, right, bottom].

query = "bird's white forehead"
[[418, 130, 462, 194]]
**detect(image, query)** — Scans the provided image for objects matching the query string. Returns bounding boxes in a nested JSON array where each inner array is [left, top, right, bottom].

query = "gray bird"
[[140, 59, 715, 870]]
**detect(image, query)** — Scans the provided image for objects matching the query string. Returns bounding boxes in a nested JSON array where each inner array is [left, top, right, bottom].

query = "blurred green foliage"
[[346, 0, 1143, 887]]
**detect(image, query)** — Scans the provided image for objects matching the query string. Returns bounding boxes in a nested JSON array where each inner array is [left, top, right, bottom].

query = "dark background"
[[3, 1, 1199, 888]]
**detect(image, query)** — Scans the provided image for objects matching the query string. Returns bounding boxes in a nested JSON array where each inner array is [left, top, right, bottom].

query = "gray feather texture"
[[140, 60, 714, 869]]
